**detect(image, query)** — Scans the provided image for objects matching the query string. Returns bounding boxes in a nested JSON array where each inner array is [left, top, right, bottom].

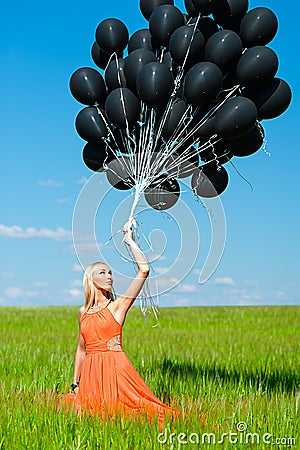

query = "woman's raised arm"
[[109, 225, 150, 325]]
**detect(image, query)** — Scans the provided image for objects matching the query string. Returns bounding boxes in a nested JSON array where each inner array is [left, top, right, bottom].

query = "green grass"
[[0, 306, 299, 449]]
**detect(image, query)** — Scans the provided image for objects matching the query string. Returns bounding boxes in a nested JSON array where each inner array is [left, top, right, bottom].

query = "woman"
[[59, 225, 181, 425]]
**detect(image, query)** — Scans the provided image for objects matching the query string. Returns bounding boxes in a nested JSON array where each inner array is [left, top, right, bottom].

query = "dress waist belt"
[[86, 334, 122, 354]]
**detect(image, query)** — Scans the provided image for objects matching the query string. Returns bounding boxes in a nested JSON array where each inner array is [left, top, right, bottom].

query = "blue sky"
[[0, 0, 299, 308]]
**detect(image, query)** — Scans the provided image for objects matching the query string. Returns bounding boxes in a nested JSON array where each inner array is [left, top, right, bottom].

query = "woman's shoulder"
[[78, 305, 85, 320]]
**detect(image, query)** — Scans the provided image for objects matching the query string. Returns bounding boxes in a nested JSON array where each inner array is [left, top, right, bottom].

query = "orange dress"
[[59, 307, 181, 425]]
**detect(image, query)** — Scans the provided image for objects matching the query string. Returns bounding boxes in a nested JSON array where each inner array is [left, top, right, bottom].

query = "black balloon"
[[184, 62, 223, 106], [169, 26, 205, 66], [75, 107, 108, 142], [82, 142, 114, 172], [236, 46, 279, 87], [225, 122, 264, 156], [105, 88, 140, 128], [144, 176, 180, 210], [106, 158, 134, 190], [105, 58, 126, 91], [191, 0, 212, 16], [128, 29, 156, 53], [240, 7, 278, 47], [215, 96, 257, 139], [166, 146, 199, 178], [137, 62, 174, 108], [193, 17, 219, 42], [204, 30, 243, 72], [195, 117, 216, 140], [184, 0, 197, 16], [243, 78, 292, 120], [140, 0, 174, 20], [191, 164, 229, 197], [162, 51, 173, 69], [149, 5, 185, 46], [222, 70, 239, 90], [91, 41, 123, 70], [124, 48, 157, 92], [210, 0, 248, 28], [161, 99, 187, 138], [70, 67, 106, 106], [96, 18, 129, 54]]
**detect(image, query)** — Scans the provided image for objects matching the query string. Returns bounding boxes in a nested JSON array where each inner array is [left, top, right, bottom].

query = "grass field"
[[0, 305, 299, 449]]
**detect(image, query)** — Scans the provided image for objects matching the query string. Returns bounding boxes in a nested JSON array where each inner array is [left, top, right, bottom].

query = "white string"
[[153, 14, 201, 151], [257, 121, 270, 157]]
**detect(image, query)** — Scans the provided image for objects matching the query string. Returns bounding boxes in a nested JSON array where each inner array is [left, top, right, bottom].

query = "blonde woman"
[[59, 225, 181, 426]]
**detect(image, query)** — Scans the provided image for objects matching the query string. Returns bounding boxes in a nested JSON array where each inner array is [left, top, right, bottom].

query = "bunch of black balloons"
[[70, 0, 291, 210]]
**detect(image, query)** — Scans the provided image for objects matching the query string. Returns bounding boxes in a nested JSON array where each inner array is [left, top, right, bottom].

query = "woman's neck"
[[93, 290, 109, 306]]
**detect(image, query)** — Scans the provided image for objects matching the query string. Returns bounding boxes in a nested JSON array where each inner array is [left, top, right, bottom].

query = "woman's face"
[[93, 264, 113, 292]]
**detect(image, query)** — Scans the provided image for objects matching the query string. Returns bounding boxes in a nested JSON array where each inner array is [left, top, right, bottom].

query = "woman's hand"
[[122, 222, 134, 245], [74, 386, 79, 395]]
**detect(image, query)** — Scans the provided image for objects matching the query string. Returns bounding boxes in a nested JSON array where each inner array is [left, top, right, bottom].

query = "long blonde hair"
[[83, 262, 115, 311]]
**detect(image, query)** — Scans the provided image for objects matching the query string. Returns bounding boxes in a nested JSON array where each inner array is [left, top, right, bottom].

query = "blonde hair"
[[83, 262, 115, 311]]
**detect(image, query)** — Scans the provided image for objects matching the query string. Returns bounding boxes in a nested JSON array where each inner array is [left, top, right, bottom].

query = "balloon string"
[[257, 121, 271, 157], [163, 135, 220, 176], [95, 104, 118, 149], [158, 47, 165, 63], [172, 85, 241, 155], [150, 105, 195, 176], [209, 140, 222, 171], [154, 85, 239, 177], [229, 160, 254, 191], [181, 13, 201, 70], [140, 108, 156, 182]]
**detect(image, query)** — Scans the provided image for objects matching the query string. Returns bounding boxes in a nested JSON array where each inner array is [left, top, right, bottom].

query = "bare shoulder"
[[78, 305, 85, 320]]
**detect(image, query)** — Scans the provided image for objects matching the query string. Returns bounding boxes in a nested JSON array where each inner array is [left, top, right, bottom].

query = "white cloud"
[[177, 284, 196, 293], [37, 179, 62, 187], [33, 281, 48, 287], [244, 280, 258, 287], [55, 198, 70, 204], [0, 224, 72, 241], [153, 266, 169, 274], [229, 288, 263, 302], [4, 287, 39, 299], [171, 297, 190, 306], [157, 255, 167, 261], [212, 277, 236, 286], [1, 272, 14, 278], [73, 264, 83, 272], [156, 277, 180, 290], [70, 240, 107, 253], [70, 279, 82, 287], [275, 290, 286, 299], [77, 176, 88, 184], [5, 287, 22, 298], [69, 289, 82, 298], [149, 253, 167, 262]]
